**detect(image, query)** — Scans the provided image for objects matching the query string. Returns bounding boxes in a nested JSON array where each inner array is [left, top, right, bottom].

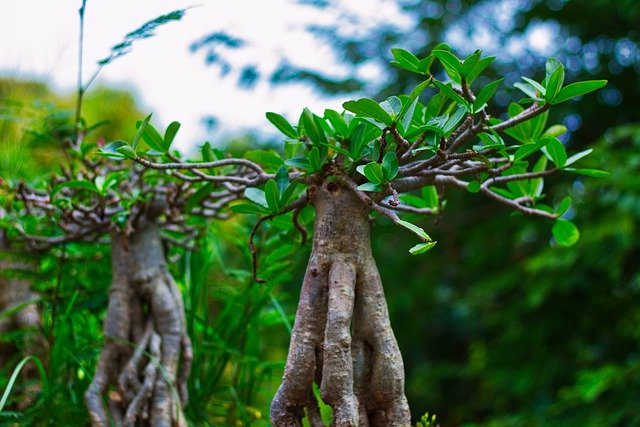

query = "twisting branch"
[[435, 175, 557, 219], [489, 103, 550, 132]]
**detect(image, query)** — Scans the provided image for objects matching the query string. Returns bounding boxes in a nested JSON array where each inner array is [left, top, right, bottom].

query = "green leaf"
[[343, 98, 393, 126], [514, 140, 546, 162], [308, 147, 323, 171], [397, 219, 432, 241], [563, 168, 610, 178], [116, 145, 136, 159], [133, 113, 153, 150], [544, 58, 565, 103], [244, 188, 268, 208], [565, 148, 593, 167], [301, 108, 326, 145], [265, 180, 281, 212], [552, 219, 580, 247], [390, 48, 422, 74], [422, 186, 439, 209], [230, 203, 268, 215], [98, 140, 128, 159], [553, 80, 607, 104], [541, 137, 567, 167], [556, 196, 572, 216], [473, 79, 502, 112], [382, 152, 399, 180], [275, 165, 289, 195], [542, 124, 567, 138], [432, 80, 470, 110], [466, 56, 495, 83], [284, 157, 310, 170], [460, 50, 481, 77], [380, 96, 402, 121], [467, 181, 481, 193], [163, 121, 181, 151], [349, 123, 369, 159], [521, 76, 546, 95], [357, 182, 383, 192], [266, 112, 298, 139], [357, 161, 385, 184], [432, 49, 462, 81], [409, 241, 437, 255], [324, 109, 349, 137], [443, 106, 468, 136]]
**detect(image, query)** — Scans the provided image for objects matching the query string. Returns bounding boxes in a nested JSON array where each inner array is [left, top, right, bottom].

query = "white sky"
[[0, 0, 410, 151]]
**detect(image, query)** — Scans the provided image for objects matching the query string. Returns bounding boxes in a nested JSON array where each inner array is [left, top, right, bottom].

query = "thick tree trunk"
[[270, 182, 410, 426], [84, 218, 192, 427]]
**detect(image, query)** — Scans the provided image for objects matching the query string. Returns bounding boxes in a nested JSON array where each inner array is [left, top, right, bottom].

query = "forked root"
[[85, 219, 192, 426], [270, 183, 410, 426]]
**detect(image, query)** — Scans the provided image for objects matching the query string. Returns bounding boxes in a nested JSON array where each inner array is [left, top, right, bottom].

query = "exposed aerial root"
[[85, 219, 192, 426], [270, 182, 411, 426]]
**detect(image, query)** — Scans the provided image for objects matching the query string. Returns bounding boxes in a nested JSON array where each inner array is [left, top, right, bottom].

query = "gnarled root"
[[270, 183, 410, 426], [85, 220, 192, 426]]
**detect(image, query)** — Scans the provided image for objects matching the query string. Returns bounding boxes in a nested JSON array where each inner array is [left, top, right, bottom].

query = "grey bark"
[[270, 182, 410, 426], [84, 218, 192, 427]]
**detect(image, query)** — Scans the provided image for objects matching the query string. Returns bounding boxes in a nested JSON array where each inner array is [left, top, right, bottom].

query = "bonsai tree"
[[122, 45, 607, 425]]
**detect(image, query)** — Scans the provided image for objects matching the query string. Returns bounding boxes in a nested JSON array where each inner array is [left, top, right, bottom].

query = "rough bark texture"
[[270, 182, 410, 426], [84, 218, 192, 427]]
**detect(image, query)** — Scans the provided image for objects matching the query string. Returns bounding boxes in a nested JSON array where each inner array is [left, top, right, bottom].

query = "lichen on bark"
[[84, 218, 192, 427], [270, 182, 410, 426]]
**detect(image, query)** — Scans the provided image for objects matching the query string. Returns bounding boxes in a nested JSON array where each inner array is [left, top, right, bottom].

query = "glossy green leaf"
[[552, 219, 580, 247], [265, 180, 281, 212], [133, 113, 153, 150], [357, 182, 383, 192], [308, 147, 323, 171], [284, 157, 310, 170], [432, 49, 462, 79], [460, 50, 481, 77], [301, 108, 326, 145], [116, 145, 136, 159], [565, 148, 593, 167], [409, 241, 438, 255], [343, 98, 393, 126], [467, 181, 481, 193], [542, 137, 567, 167], [422, 186, 439, 209], [553, 80, 607, 104], [466, 56, 495, 83], [545, 58, 565, 102], [390, 48, 422, 73], [432, 80, 470, 109], [244, 187, 268, 208], [275, 165, 289, 195], [563, 168, 609, 177], [230, 203, 268, 215], [163, 121, 181, 151], [472, 79, 502, 112], [357, 161, 385, 184], [382, 152, 399, 180], [266, 112, 298, 139], [324, 109, 349, 137], [556, 196, 572, 216], [397, 219, 432, 241]]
